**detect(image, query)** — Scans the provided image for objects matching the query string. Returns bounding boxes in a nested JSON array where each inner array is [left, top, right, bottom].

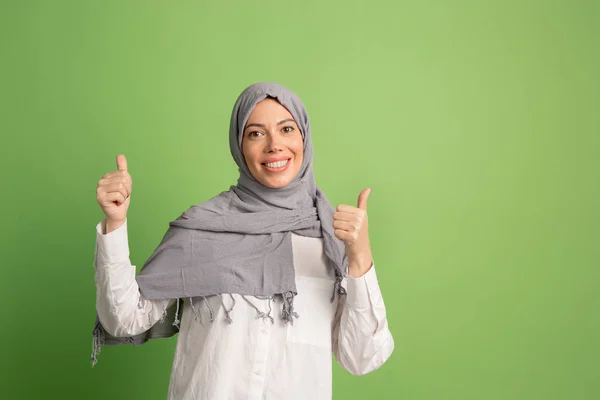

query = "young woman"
[[92, 82, 394, 400]]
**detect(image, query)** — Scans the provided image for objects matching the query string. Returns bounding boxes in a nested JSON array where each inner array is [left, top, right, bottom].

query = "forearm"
[[332, 265, 394, 375], [95, 261, 171, 337], [94, 219, 171, 336]]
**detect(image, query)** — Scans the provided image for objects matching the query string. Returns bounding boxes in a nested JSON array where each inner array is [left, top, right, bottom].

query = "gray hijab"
[[91, 82, 348, 366]]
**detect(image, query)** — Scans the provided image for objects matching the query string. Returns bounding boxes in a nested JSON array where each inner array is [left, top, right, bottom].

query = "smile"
[[262, 158, 291, 172]]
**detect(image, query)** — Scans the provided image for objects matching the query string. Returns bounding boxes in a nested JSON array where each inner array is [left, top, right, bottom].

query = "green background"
[[1, 0, 598, 399]]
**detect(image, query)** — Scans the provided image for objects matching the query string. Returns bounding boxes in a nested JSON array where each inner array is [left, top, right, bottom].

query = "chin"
[[260, 178, 293, 189], [255, 171, 298, 188]]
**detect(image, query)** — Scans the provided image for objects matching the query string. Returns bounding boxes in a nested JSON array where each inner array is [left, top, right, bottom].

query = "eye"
[[282, 126, 295, 133], [247, 130, 263, 138]]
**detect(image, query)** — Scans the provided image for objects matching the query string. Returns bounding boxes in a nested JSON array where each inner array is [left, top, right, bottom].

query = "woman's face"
[[241, 98, 304, 189]]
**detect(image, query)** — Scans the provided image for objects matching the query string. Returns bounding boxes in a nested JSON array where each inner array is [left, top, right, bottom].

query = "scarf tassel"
[[90, 320, 105, 368], [281, 291, 299, 324], [90, 291, 308, 367]]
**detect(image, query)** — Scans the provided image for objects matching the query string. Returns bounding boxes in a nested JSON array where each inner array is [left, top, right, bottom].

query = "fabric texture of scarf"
[[91, 82, 348, 366]]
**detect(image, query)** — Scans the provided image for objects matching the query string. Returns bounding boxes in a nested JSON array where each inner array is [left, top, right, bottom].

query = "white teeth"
[[264, 159, 289, 168]]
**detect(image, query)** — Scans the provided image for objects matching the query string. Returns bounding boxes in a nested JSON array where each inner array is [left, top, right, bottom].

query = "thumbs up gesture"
[[333, 188, 374, 277], [96, 154, 132, 228]]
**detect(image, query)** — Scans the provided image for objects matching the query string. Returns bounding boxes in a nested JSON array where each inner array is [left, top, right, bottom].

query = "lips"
[[262, 158, 291, 172], [261, 157, 291, 164]]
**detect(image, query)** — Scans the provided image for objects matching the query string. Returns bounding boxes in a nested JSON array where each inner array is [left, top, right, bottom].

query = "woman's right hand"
[[96, 154, 132, 227]]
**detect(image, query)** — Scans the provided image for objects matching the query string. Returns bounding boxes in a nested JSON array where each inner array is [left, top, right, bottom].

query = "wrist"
[[347, 251, 373, 278], [104, 218, 126, 234]]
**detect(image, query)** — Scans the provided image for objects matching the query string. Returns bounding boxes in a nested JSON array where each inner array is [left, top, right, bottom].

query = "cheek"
[[296, 147, 304, 164], [296, 146, 304, 166], [242, 144, 259, 167], [290, 137, 304, 159]]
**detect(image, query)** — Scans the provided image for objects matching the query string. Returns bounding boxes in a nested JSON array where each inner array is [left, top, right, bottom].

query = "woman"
[[92, 82, 394, 400]]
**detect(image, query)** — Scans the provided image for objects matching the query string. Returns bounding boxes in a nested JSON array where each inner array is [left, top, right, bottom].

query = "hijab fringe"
[[172, 298, 181, 329], [90, 288, 347, 367], [90, 320, 105, 368]]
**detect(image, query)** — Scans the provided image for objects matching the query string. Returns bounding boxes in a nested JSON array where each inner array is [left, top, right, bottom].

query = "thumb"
[[357, 188, 371, 210], [116, 154, 128, 171]]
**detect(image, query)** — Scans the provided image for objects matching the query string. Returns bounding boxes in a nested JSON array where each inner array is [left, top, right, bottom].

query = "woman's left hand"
[[333, 188, 374, 277]]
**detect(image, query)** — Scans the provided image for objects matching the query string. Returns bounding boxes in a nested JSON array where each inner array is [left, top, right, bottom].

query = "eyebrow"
[[244, 118, 296, 131]]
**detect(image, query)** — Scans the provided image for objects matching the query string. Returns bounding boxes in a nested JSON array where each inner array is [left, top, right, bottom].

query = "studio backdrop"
[[0, 1, 598, 399]]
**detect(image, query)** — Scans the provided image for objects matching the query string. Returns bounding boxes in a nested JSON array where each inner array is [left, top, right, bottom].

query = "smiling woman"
[[242, 98, 305, 189], [91, 82, 394, 400]]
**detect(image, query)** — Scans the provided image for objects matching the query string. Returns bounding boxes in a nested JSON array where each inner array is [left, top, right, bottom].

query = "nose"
[[264, 131, 283, 153]]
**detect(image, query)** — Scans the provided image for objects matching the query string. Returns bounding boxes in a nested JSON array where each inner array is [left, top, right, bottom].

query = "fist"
[[96, 154, 132, 223], [333, 188, 372, 263]]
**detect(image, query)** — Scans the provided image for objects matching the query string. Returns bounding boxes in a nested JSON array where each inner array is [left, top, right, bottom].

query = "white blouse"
[[94, 219, 394, 400]]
